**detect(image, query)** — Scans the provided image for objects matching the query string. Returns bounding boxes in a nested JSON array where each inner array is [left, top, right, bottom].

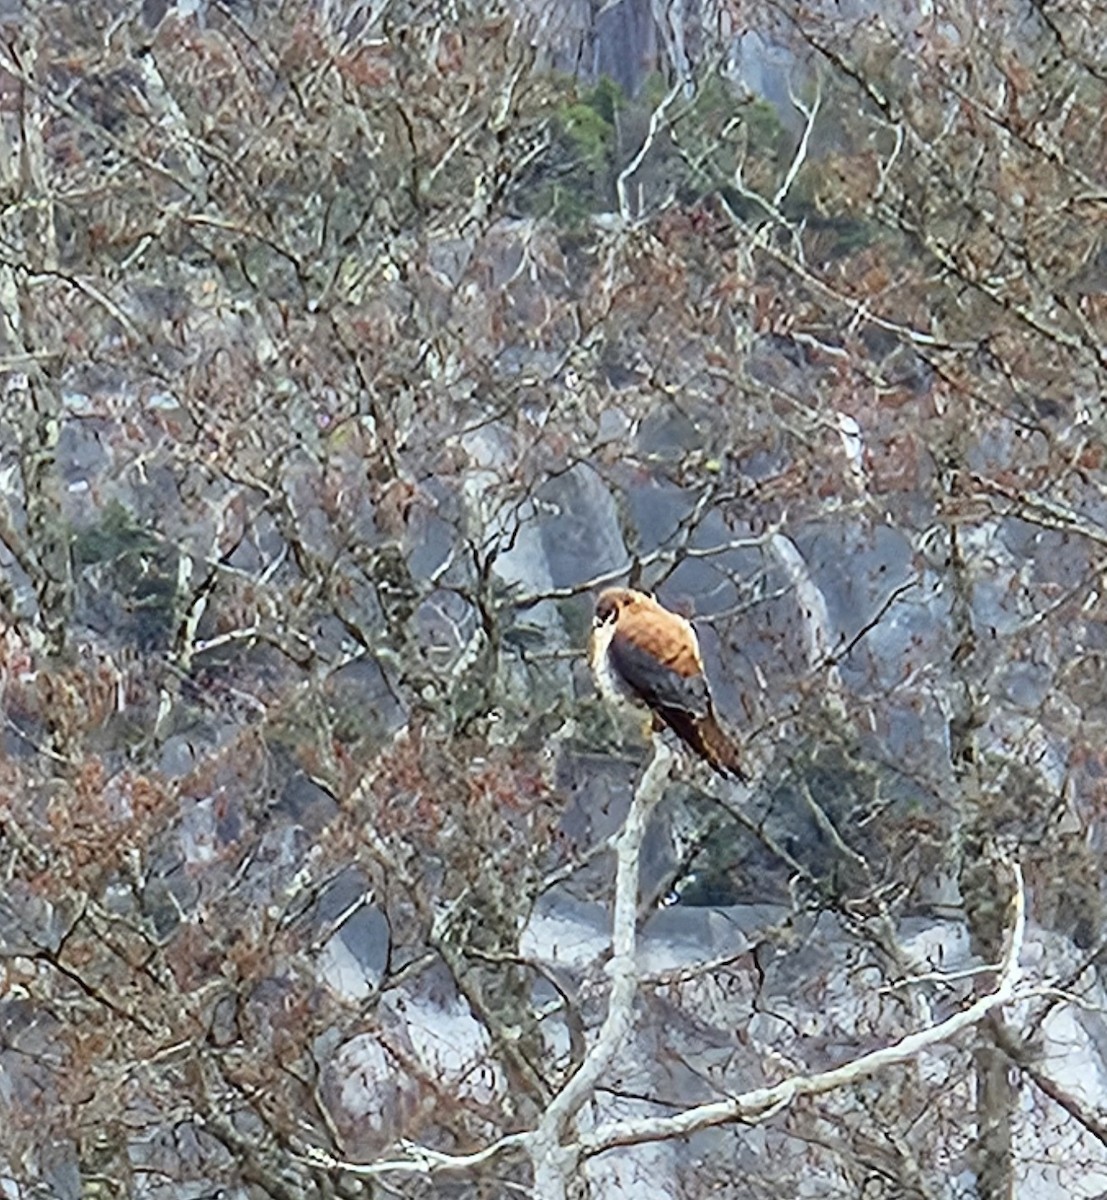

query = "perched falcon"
[[589, 587, 744, 780]]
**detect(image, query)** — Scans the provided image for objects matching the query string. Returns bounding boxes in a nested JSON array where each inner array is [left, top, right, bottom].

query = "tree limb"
[[577, 860, 1026, 1158]]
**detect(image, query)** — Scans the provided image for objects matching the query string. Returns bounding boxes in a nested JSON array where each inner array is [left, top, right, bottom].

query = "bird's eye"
[[593, 605, 616, 627]]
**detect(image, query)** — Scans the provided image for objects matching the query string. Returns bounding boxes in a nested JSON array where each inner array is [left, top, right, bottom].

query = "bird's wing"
[[608, 620, 711, 719]]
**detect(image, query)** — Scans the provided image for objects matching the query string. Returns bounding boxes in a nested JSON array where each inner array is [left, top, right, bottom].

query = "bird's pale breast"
[[589, 620, 638, 706]]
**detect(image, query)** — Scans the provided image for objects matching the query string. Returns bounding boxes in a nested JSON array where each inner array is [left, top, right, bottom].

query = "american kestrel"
[[589, 587, 744, 780]]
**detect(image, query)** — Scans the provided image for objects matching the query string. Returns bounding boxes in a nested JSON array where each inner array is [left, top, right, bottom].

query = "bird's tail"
[[662, 708, 746, 781]]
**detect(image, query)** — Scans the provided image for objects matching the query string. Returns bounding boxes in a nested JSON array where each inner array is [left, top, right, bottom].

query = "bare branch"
[[617, 81, 684, 223], [529, 739, 675, 1194], [773, 73, 821, 211], [577, 861, 1026, 1157]]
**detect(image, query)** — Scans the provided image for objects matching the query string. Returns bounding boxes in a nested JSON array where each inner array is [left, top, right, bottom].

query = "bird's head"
[[593, 587, 642, 628]]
